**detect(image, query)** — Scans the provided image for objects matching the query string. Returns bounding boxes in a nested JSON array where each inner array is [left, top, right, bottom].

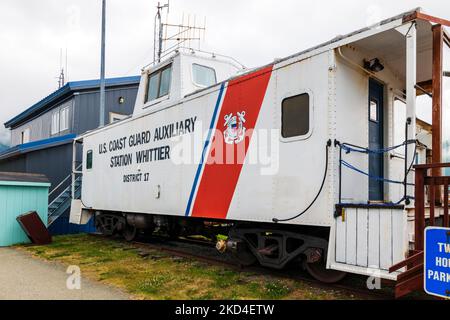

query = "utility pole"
[[99, 0, 106, 127]]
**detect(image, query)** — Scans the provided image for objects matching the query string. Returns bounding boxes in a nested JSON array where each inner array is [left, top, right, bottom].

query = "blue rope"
[[341, 142, 405, 155], [338, 139, 418, 205], [340, 160, 414, 186], [394, 195, 415, 205], [340, 140, 416, 155]]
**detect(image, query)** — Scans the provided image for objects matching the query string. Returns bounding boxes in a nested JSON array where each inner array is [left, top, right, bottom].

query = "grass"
[[18, 234, 362, 300]]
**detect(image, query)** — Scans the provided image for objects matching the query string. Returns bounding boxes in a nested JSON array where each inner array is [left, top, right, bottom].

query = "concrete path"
[[0, 248, 131, 300]]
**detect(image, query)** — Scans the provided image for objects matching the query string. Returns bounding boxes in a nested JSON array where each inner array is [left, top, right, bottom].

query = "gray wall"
[[10, 98, 74, 146], [73, 86, 138, 134], [9, 85, 138, 147], [0, 143, 73, 202]]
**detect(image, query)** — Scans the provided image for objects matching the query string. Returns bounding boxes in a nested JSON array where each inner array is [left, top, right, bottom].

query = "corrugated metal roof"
[[5, 76, 140, 129], [0, 134, 76, 161]]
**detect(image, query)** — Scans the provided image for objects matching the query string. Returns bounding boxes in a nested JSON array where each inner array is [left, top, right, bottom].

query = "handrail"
[[48, 176, 82, 209], [48, 182, 83, 225], [414, 163, 450, 169], [48, 163, 82, 197]]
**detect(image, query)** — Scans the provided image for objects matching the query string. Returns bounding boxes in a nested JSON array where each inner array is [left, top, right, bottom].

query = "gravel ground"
[[0, 247, 130, 300]]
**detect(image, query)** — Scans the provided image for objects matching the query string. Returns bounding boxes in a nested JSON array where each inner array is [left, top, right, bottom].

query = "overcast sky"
[[0, 0, 449, 145]]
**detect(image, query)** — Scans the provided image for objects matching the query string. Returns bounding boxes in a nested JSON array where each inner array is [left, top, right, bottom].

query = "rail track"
[[89, 233, 409, 300]]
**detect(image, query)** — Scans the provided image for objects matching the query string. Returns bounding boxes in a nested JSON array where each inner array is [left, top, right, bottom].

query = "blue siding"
[[49, 211, 96, 236]]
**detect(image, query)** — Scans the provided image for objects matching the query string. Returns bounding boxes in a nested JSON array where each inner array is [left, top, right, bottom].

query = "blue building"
[[0, 76, 140, 234]]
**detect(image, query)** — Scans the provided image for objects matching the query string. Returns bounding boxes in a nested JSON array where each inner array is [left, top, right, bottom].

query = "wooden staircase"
[[389, 163, 450, 298]]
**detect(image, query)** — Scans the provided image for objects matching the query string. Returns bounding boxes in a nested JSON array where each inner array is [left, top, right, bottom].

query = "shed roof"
[[0, 172, 50, 185], [5, 76, 140, 129]]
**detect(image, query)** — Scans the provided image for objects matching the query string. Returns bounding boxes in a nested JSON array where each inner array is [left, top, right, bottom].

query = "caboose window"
[[145, 64, 172, 103], [86, 150, 93, 170], [282, 93, 310, 138], [192, 64, 217, 87]]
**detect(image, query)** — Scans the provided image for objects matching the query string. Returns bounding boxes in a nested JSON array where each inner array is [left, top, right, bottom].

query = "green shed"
[[0, 172, 50, 247]]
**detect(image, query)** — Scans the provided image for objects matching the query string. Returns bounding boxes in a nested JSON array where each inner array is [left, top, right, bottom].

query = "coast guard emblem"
[[224, 111, 246, 145]]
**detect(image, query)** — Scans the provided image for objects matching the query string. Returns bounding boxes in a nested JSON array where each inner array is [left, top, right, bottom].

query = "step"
[[52, 199, 65, 205], [48, 205, 59, 211]]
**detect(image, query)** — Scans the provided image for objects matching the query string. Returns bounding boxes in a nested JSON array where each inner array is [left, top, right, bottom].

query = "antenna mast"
[[154, 1, 170, 64], [153, 2, 206, 64], [57, 48, 67, 89]]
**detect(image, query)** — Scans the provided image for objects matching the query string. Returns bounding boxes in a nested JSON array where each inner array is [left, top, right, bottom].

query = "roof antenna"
[[154, 1, 170, 64], [153, 2, 206, 64], [57, 48, 66, 89], [65, 48, 68, 83]]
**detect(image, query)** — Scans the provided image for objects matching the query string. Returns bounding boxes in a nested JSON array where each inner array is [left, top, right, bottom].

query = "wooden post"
[[432, 25, 443, 204], [430, 179, 435, 226], [406, 23, 417, 206], [444, 178, 449, 228], [415, 167, 425, 251]]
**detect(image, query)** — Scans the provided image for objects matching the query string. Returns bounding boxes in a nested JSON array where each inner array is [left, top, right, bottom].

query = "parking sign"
[[424, 227, 450, 299]]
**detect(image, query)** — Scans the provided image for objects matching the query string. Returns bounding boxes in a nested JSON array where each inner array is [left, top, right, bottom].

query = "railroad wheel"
[[122, 225, 137, 242], [228, 237, 257, 267], [305, 260, 347, 283], [233, 247, 257, 267], [95, 215, 114, 236]]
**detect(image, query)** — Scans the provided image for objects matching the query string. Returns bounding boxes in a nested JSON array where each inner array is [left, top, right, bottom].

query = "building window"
[[109, 112, 127, 123], [145, 64, 172, 103], [51, 106, 70, 135], [21, 128, 30, 144], [86, 150, 93, 170], [281, 93, 310, 138], [192, 64, 217, 87], [51, 111, 60, 135], [60, 106, 70, 131]]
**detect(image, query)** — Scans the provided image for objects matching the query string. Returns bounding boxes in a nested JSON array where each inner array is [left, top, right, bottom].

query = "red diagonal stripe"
[[191, 66, 273, 219]]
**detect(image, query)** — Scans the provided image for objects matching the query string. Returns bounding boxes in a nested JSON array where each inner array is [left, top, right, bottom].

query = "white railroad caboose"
[[70, 8, 450, 296]]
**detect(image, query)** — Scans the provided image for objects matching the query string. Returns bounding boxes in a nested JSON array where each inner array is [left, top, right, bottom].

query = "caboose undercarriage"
[[92, 211, 346, 283]]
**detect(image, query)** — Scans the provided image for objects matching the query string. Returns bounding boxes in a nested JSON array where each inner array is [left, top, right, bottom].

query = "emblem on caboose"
[[224, 111, 246, 145]]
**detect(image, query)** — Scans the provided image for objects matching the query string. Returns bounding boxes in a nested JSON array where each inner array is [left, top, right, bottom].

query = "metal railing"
[[48, 176, 82, 210], [48, 163, 82, 198], [48, 175, 83, 226]]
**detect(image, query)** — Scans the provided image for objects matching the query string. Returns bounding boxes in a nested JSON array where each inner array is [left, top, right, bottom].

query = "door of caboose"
[[368, 79, 384, 201]]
